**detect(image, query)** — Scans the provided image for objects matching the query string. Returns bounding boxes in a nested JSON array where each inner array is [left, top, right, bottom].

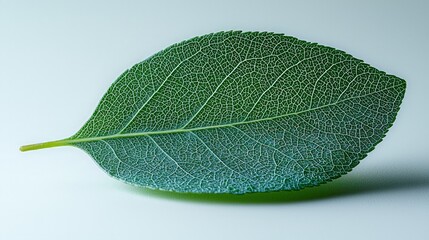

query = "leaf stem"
[[20, 139, 70, 152]]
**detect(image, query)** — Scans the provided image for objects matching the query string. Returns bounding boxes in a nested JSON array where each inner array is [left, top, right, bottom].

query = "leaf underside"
[[56, 32, 407, 193]]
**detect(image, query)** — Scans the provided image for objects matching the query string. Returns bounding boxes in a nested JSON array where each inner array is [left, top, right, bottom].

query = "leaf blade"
[[21, 31, 406, 194]]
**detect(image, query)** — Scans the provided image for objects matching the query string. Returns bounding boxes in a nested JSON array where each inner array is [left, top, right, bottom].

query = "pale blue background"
[[1, 0, 428, 239]]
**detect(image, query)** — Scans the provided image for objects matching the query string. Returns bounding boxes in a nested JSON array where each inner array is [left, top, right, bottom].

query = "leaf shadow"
[[123, 159, 429, 204]]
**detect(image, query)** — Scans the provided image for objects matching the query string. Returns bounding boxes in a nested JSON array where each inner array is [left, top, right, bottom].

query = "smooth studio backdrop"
[[1, 0, 428, 239]]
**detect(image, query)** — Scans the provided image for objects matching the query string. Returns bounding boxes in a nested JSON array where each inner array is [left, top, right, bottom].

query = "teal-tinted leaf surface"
[[21, 31, 406, 194]]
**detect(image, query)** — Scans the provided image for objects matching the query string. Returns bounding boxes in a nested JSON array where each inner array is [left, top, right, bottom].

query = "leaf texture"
[[22, 31, 406, 194]]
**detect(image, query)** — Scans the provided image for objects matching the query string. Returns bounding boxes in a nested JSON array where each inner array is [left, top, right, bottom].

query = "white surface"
[[1, 0, 428, 239]]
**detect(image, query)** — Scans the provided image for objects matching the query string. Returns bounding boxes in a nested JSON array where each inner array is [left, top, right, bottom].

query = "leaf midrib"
[[63, 83, 401, 145], [18, 82, 402, 152]]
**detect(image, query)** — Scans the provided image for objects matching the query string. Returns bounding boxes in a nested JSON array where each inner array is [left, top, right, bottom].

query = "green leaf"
[[21, 31, 406, 194]]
